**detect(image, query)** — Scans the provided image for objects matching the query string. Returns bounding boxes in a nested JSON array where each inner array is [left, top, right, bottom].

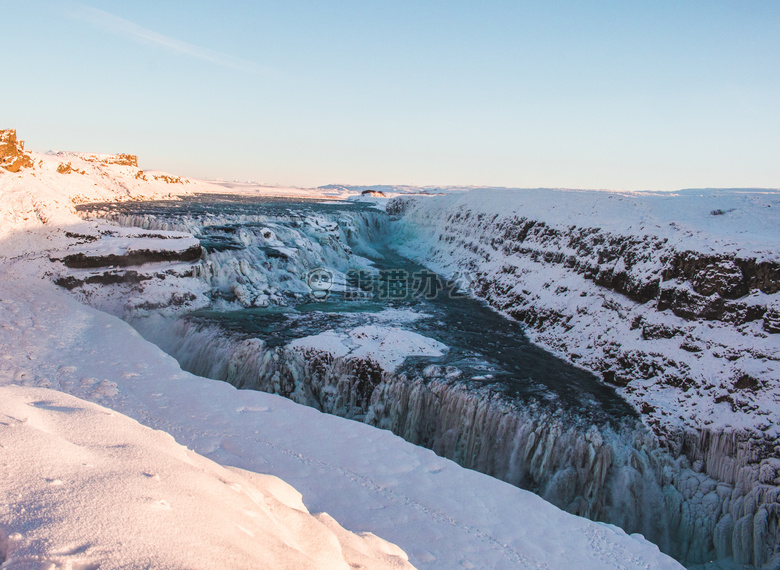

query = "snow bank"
[[393, 187, 780, 258], [0, 151, 200, 238], [289, 325, 447, 372], [0, 384, 411, 569]]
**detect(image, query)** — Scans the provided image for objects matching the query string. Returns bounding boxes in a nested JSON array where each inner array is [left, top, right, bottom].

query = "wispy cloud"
[[67, 2, 266, 74]]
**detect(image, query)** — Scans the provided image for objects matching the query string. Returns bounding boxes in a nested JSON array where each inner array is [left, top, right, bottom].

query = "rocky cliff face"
[[0, 129, 33, 172], [390, 190, 780, 567], [389, 192, 780, 431], [49, 227, 208, 316]]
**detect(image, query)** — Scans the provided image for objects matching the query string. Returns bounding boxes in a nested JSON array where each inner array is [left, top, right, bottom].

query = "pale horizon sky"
[[5, 0, 780, 190]]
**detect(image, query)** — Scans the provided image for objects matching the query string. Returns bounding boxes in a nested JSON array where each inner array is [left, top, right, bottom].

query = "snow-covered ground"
[[289, 326, 447, 372], [0, 385, 411, 569], [0, 139, 683, 567]]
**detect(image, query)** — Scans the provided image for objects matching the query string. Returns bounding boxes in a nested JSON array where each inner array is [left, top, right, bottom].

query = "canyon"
[[50, 187, 780, 568], [2, 135, 777, 567]]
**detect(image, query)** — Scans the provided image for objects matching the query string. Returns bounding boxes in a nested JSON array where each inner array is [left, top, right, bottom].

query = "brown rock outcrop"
[[0, 129, 33, 172], [80, 153, 139, 167], [111, 153, 138, 167], [764, 303, 780, 333], [153, 174, 185, 184], [54, 244, 203, 269], [56, 162, 86, 175]]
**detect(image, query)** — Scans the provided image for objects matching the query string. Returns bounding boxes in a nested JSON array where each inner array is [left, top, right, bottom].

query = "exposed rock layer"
[[0, 129, 33, 172], [55, 244, 202, 268]]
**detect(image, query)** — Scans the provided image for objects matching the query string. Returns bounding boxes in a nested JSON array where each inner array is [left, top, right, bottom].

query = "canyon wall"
[[388, 191, 780, 436], [124, 315, 778, 567], [389, 190, 780, 567]]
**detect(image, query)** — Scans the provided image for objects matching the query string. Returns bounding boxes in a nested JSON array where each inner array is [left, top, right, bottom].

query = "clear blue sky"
[[5, 0, 780, 189]]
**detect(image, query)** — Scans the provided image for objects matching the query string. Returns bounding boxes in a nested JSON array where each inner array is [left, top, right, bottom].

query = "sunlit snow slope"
[[0, 385, 411, 569]]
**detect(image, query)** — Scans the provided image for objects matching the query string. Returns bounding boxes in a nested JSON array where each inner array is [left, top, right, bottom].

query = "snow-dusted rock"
[[390, 189, 780, 435], [0, 129, 33, 173], [390, 188, 780, 568]]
